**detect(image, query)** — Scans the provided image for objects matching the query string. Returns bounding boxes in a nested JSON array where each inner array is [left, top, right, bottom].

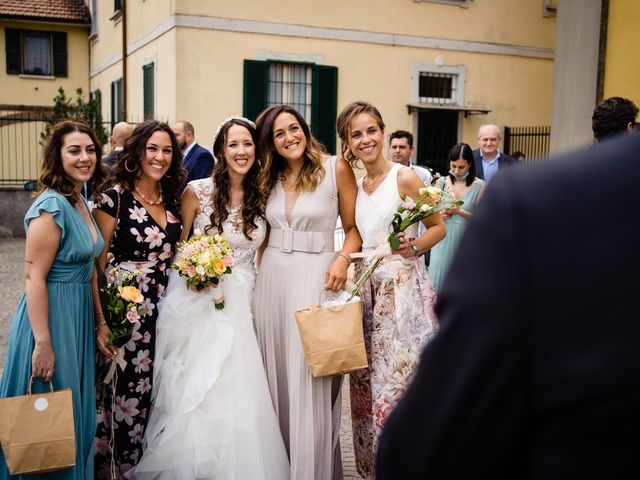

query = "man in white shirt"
[[389, 130, 432, 185], [473, 124, 515, 183]]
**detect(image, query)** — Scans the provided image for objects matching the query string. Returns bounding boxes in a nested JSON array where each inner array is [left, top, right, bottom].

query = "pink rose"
[[224, 255, 234, 267], [126, 309, 140, 323]]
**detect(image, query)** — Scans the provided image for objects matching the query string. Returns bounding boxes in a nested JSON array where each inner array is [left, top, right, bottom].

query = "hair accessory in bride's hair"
[[212, 116, 256, 146]]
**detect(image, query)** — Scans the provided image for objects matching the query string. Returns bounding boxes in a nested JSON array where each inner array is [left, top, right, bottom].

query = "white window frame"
[[411, 63, 466, 106]]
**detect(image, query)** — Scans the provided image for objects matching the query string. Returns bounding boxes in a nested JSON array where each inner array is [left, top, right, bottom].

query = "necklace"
[[134, 184, 163, 205], [364, 168, 390, 194]]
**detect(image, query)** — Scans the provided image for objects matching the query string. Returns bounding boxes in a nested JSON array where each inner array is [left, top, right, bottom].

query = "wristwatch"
[[409, 242, 419, 256]]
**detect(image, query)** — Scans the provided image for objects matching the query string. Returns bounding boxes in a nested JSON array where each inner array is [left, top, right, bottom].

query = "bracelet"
[[96, 321, 107, 329], [336, 252, 351, 266]]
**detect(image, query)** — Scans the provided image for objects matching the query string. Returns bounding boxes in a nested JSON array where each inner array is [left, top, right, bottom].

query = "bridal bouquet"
[[348, 182, 463, 301], [171, 231, 234, 309]]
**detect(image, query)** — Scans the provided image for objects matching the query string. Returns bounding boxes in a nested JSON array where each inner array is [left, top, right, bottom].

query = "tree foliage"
[[41, 87, 108, 145]]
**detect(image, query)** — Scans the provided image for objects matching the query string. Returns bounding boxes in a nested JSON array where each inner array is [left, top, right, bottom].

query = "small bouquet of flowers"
[[95, 263, 146, 349], [348, 182, 463, 301], [171, 231, 234, 309], [94, 262, 146, 391]]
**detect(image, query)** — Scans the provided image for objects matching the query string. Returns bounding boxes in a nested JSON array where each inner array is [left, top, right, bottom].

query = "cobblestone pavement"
[[0, 237, 363, 479]]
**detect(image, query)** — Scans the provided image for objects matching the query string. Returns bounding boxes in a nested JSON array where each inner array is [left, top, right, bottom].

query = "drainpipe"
[[122, 0, 127, 121]]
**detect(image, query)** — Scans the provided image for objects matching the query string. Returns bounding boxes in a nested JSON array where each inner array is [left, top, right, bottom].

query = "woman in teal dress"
[[429, 143, 485, 293], [0, 121, 106, 479]]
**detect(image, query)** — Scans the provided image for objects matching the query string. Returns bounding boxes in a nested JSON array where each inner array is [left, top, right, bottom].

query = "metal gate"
[[503, 125, 551, 163]]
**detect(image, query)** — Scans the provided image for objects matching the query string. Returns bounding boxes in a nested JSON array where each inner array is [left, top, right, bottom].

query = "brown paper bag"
[[0, 381, 76, 475], [295, 299, 368, 377]]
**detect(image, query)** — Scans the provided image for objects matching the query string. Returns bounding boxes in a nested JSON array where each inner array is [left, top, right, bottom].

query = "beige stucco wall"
[[172, 28, 553, 152], [0, 21, 89, 106], [175, 0, 555, 49], [89, 0, 555, 153], [603, 0, 640, 101]]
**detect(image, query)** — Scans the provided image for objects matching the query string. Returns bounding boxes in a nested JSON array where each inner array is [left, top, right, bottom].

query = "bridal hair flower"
[[212, 116, 257, 146]]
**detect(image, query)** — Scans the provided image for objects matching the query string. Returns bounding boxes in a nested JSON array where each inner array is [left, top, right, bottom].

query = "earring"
[[124, 159, 137, 173]]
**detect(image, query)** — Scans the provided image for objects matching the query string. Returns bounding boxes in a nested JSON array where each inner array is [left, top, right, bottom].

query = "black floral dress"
[[94, 184, 181, 479]]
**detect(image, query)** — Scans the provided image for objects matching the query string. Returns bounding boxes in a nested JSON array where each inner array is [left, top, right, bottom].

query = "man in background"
[[473, 124, 515, 183], [592, 96, 638, 142], [172, 120, 214, 183], [102, 121, 133, 170], [389, 130, 432, 185]]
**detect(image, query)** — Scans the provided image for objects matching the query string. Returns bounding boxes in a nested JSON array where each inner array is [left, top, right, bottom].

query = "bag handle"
[[27, 377, 54, 395]]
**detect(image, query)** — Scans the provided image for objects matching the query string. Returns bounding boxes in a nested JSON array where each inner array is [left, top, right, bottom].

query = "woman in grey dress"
[[253, 105, 361, 479]]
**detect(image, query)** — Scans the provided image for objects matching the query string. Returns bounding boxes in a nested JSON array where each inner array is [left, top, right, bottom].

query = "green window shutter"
[[143, 63, 154, 119], [5, 28, 21, 74], [312, 65, 338, 154], [243, 60, 268, 122], [52, 32, 67, 77]]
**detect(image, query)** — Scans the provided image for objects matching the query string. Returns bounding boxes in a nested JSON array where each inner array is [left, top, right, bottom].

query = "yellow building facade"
[[90, 0, 556, 172], [0, 5, 90, 185], [602, 0, 640, 100]]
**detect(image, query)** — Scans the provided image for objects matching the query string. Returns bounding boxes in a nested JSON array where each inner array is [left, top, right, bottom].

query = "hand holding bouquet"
[[348, 182, 462, 301], [94, 262, 146, 389], [171, 231, 234, 309]]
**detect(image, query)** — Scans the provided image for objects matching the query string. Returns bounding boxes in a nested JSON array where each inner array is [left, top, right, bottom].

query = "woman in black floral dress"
[[93, 120, 185, 478]]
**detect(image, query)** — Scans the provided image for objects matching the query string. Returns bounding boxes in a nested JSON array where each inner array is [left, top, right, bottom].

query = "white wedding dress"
[[129, 178, 289, 480]]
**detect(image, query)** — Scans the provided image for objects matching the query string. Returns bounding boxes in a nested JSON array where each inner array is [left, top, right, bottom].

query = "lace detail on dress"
[[188, 178, 266, 272]]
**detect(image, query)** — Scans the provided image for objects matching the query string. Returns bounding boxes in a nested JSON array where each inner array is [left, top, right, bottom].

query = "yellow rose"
[[213, 258, 227, 276], [119, 286, 144, 303]]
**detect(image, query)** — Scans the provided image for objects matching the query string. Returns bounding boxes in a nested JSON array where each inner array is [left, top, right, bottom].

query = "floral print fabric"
[[94, 185, 181, 478], [350, 254, 438, 479]]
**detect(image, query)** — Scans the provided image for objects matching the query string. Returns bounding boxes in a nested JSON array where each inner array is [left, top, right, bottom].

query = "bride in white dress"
[[130, 117, 289, 479]]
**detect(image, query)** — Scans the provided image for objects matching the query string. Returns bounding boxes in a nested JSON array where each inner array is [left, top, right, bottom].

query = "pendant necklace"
[[134, 184, 163, 205]]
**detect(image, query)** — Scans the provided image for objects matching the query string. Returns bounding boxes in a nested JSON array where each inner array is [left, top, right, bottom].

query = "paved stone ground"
[[0, 237, 363, 479]]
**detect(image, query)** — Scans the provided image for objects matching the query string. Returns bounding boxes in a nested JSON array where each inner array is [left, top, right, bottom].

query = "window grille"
[[419, 73, 455, 105], [267, 63, 313, 125]]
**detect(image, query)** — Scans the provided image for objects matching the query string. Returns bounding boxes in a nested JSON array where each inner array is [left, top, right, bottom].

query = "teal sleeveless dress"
[[0, 190, 104, 479], [429, 178, 484, 293]]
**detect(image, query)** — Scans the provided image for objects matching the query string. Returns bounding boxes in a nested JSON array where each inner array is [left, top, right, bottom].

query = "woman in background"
[[0, 120, 106, 479], [428, 143, 485, 292], [253, 105, 361, 479], [336, 101, 445, 479], [93, 120, 185, 477]]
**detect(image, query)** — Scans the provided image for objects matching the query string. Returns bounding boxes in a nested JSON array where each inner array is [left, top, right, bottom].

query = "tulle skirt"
[[128, 268, 290, 479]]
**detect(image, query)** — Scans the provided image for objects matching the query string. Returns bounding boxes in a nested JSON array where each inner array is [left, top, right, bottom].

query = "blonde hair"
[[336, 101, 386, 167], [256, 105, 326, 194]]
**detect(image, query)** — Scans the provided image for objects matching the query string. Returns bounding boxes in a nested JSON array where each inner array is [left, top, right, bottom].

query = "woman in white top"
[[336, 101, 445, 479]]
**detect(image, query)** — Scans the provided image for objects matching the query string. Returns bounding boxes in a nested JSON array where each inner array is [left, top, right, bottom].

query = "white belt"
[[268, 227, 335, 253]]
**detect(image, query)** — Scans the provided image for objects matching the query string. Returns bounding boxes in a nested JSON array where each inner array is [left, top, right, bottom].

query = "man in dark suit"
[[473, 124, 515, 182], [172, 120, 214, 183], [102, 121, 133, 170], [376, 134, 640, 479]]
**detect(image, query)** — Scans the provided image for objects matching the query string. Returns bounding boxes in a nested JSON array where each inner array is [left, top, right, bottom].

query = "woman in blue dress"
[[0, 120, 107, 479], [429, 143, 485, 292]]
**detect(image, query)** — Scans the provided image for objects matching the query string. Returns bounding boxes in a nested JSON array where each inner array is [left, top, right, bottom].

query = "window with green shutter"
[[111, 79, 123, 126], [4, 28, 67, 77], [143, 63, 155, 119], [243, 59, 338, 153]]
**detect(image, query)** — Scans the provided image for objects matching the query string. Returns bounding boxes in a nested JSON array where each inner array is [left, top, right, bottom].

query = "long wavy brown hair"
[[256, 105, 326, 196], [336, 101, 386, 167], [208, 118, 265, 240], [108, 120, 186, 218], [35, 120, 107, 206]]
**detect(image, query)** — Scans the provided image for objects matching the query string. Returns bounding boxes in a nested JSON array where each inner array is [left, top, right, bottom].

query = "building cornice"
[[90, 14, 554, 78]]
